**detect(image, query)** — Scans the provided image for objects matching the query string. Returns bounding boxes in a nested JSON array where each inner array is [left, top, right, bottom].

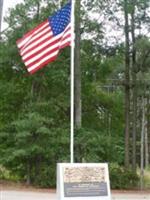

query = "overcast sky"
[[1, 0, 149, 38], [2, 0, 23, 30]]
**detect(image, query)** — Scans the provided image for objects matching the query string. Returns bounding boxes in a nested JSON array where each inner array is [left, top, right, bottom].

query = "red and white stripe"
[[17, 20, 71, 74]]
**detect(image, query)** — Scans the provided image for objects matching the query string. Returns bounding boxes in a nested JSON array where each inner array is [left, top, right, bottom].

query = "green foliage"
[[75, 128, 124, 164], [0, 108, 70, 184], [136, 37, 150, 73], [109, 163, 139, 189], [33, 166, 56, 188]]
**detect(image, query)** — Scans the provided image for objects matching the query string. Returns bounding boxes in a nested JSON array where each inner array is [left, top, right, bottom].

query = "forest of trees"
[[0, 0, 150, 189]]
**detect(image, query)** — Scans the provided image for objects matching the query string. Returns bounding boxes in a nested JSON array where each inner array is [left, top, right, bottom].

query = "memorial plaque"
[[64, 166, 108, 197], [57, 163, 111, 200]]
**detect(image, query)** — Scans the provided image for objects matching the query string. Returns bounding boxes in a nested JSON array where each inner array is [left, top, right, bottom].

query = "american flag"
[[17, 2, 71, 74]]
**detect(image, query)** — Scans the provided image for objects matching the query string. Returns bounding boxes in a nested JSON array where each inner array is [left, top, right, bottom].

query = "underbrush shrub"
[[33, 166, 56, 188], [109, 163, 139, 189], [0, 165, 13, 180], [0, 166, 6, 179]]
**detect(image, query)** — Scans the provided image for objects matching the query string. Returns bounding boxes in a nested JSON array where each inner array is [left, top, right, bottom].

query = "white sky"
[[2, 0, 23, 30], [1, 0, 149, 39]]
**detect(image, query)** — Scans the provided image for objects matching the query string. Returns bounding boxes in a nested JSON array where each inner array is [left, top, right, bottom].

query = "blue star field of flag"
[[49, 2, 71, 36]]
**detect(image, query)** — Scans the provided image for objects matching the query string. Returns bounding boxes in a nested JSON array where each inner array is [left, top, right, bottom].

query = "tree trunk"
[[140, 97, 145, 190], [131, 0, 137, 172], [145, 95, 149, 167], [26, 161, 31, 185], [145, 120, 148, 168], [74, 0, 81, 129], [147, 91, 150, 165], [124, 0, 130, 168], [36, 2, 40, 20]]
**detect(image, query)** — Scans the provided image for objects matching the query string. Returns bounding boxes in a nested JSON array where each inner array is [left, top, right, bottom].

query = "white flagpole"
[[0, 0, 4, 33], [70, 0, 75, 163], [58, 0, 61, 9]]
